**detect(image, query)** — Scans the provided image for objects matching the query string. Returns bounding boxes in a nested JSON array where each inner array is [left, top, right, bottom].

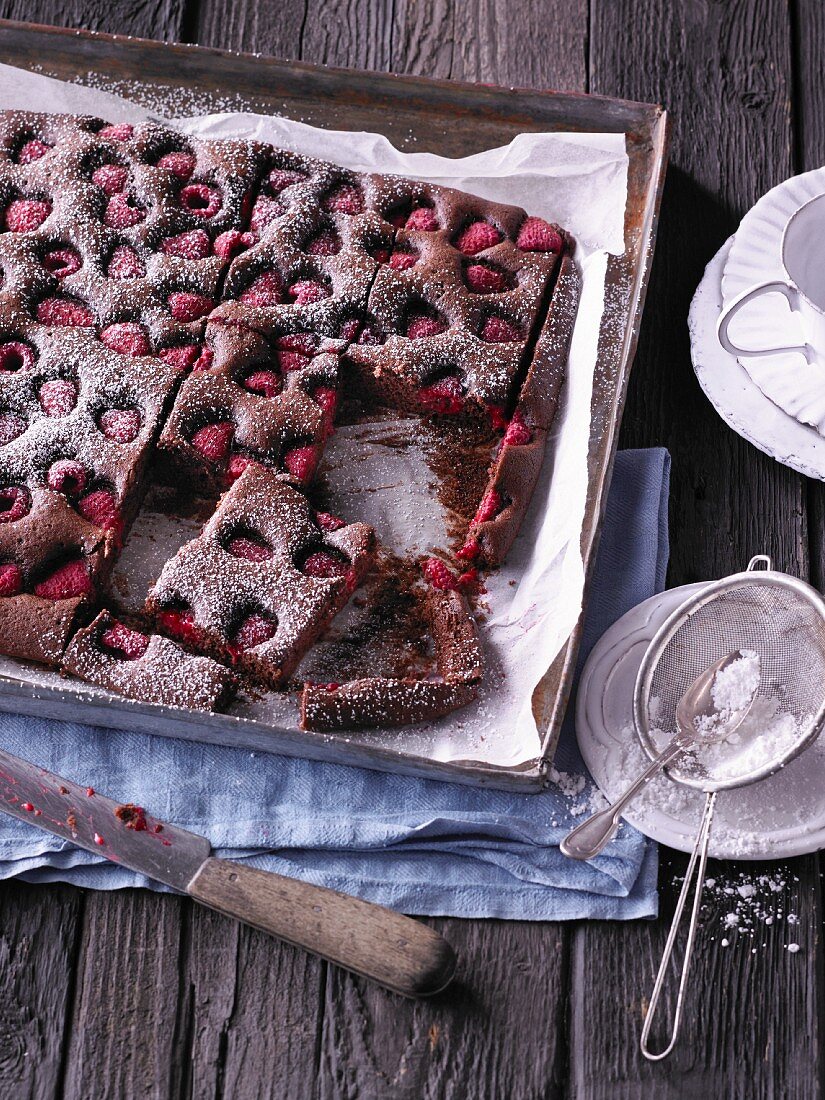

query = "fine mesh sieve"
[[630, 555, 825, 1061]]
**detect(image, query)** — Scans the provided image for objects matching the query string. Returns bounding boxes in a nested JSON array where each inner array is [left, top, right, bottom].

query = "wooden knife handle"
[[187, 857, 456, 998]]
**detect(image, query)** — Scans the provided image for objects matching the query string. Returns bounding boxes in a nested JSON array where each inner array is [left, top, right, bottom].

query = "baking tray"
[[0, 20, 668, 791]]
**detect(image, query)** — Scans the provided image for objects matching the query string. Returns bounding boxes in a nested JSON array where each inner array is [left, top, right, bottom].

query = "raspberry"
[[0, 341, 34, 372], [5, 199, 51, 233], [323, 184, 363, 215], [454, 221, 501, 255], [226, 535, 273, 561], [101, 622, 149, 660], [481, 316, 521, 343], [0, 563, 22, 596], [457, 536, 481, 562], [418, 375, 464, 415], [98, 407, 141, 443], [159, 344, 212, 372], [34, 558, 93, 600], [240, 271, 283, 308], [406, 206, 439, 231], [242, 370, 281, 398], [275, 333, 318, 357], [316, 512, 345, 532], [268, 168, 305, 194], [306, 230, 341, 256], [302, 550, 349, 578], [389, 249, 417, 271], [104, 194, 146, 229], [472, 488, 503, 525], [457, 567, 480, 593], [157, 608, 200, 645], [98, 124, 133, 142], [225, 454, 259, 484], [167, 292, 214, 322], [287, 280, 331, 305], [406, 313, 447, 339], [39, 378, 77, 417], [213, 230, 256, 260], [0, 486, 30, 523], [465, 263, 508, 293], [47, 459, 87, 495], [249, 195, 285, 233], [312, 385, 337, 417], [283, 445, 316, 482], [17, 139, 51, 164], [161, 229, 211, 259], [0, 414, 25, 444], [230, 612, 278, 651], [277, 351, 311, 373], [78, 489, 119, 531], [516, 217, 562, 253], [107, 245, 144, 279], [37, 297, 94, 327], [191, 421, 233, 463], [156, 152, 196, 180], [503, 410, 532, 446], [42, 247, 82, 279], [422, 557, 458, 591], [487, 404, 508, 432], [100, 322, 150, 357], [357, 322, 383, 345], [179, 183, 222, 219], [91, 164, 127, 195]]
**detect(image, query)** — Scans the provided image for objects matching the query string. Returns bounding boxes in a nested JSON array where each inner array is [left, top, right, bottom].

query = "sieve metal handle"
[[640, 790, 717, 1061], [560, 733, 689, 861]]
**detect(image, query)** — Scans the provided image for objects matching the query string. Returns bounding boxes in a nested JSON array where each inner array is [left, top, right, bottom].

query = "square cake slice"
[[62, 609, 236, 711], [145, 465, 375, 688]]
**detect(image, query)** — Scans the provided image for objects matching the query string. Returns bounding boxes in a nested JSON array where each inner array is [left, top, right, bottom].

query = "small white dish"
[[690, 238, 825, 481], [719, 168, 825, 435], [576, 582, 825, 859]]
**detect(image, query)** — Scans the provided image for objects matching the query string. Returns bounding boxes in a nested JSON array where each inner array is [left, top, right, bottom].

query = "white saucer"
[[721, 167, 825, 436], [690, 238, 825, 481], [576, 582, 825, 859]]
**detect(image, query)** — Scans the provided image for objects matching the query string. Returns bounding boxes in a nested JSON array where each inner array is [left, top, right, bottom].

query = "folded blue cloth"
[[0, 448, 669, 919]]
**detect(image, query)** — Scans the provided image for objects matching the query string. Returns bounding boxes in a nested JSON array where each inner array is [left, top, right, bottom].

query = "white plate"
[[690, 238, 825, 481], [576, 582, 825, 859], [721, 168, 825, 436]]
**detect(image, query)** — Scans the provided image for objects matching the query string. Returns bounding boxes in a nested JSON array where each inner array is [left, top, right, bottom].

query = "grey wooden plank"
[[0, 0, 187, 39], [61, 890, 186, 1100], [575, 1, 822, 1097], [0, 882, 83, 1100]]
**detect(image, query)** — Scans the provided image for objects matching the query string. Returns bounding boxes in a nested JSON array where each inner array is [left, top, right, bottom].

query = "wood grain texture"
[[0, 882, 83, 1100], [0, 0, 187, 39]]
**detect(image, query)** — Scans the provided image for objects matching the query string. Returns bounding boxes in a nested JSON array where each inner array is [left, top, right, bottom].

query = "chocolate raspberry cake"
[[63, 609, 235, 710], [0, 110, 580, 729]]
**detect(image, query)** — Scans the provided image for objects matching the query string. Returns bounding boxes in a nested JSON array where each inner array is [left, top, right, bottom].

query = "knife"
[[0, 746, 456, 998]]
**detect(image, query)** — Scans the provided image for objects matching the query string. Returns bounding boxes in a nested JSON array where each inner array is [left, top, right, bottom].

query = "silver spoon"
[[561, 650, 760, 861]]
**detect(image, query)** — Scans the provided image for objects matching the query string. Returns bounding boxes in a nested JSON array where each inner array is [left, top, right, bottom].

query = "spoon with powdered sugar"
[[561, 650, 761, 861]]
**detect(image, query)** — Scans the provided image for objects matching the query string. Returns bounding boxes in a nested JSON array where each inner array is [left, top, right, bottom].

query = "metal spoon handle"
[[560, 735, 688, 861], [640, 790, 717, 1060]]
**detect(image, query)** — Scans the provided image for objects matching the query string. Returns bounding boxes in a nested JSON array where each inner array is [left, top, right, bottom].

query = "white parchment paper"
[[0, 64, 628, 769]]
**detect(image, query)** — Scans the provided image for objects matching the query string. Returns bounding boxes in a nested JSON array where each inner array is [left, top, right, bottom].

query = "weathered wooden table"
[[0, 2, 821, 1097]]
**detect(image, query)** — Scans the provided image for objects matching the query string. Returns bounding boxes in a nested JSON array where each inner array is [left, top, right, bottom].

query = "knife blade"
[[0, 745, 456, 998]]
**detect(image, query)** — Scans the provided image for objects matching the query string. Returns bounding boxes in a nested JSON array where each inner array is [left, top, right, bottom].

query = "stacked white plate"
[[575, 174, 825, 858]]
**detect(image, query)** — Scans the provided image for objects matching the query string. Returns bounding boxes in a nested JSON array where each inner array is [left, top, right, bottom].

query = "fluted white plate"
[[576, 582, 825, 859], [721, 168, 825, 436], [690, 239, 825, 481]]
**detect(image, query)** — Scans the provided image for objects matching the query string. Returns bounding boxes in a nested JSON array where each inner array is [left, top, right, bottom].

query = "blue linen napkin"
[[0, 448, 669, 920]]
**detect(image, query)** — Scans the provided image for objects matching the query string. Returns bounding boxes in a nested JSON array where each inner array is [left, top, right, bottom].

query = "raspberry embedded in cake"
[[316, 511, 345, 532], [464, 262, 512, 294], [516, 216, 563, 253], [36, 296, 94, 328], [240, 270, 284, 308], [159, 343, 213, 372], [480, 315, 522, 343], [301, 547, 350, 578], [229, 610, 278, 653], [0, 486, 30, 523], [179, 183, 222, 219], [454, 221, 502, 255], [33, 556, 93, 600], [104, 193, 147, 229], [191, 420, 234, 464], [91, 164, 128, 196], [213, 230, 256, 260], [503, 410, 533, 446], [225, 531, 274, 561], [38, 378, 78, 417], [389, 247, 417, 271], [156, 151, 196, 180], [106, 244, 144, 279], [0, 562, 22, 596], [0, 412, 25, 445], [42, 247, 82, 279], [418, 374, 465, 415], [323, 183, 364, 215], [0, 340, 35, 373], [77, 488, 119, 531], [4, 198, 51, 233], [100, 621, 150, 660], [167, 291, 215, 322], [98, 123, 134, 142], [267, 168, 306, 194], [99, 321, 151, 357], [287, 279, 331, 306], [283, 444, 317, 483], [46, 459, 88, 496], [97, 407, 142, 444], [16, 138, 51, 164], [305, 228, 341, 256], [404, 205, 439, 232], [161, 229, 211, 259], [242, 369, 281, 398], [406, 310, 448, 340], [472, 488, 503, 525], [422, 556, 458, 591], [249, 195, 285, 233]]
